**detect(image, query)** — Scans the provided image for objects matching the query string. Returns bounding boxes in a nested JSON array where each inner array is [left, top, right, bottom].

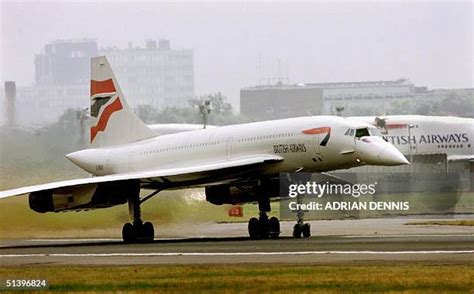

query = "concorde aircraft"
[[0, 56, 409, 243], [150, 116, 474, 162]]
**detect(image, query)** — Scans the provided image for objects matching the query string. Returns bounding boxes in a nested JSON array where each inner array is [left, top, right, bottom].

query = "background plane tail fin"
[[90, 56, 156, 148]]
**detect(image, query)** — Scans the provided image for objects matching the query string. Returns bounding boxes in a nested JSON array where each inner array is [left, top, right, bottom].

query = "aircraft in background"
[[0, 56, 409, 243], [349, 115, 474, 162]]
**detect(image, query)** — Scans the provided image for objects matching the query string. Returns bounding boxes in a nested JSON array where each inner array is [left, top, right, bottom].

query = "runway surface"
[[0, 218, 473, 266]]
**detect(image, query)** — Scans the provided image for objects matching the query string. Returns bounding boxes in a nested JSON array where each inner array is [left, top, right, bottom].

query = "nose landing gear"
[[293, 222, 311, 238], [293, 209, 311, 238]]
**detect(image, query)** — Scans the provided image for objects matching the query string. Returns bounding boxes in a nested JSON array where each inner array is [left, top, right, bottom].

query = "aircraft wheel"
[[143, 222, 155, 242], [292, 224, 302, 238], [248, 217, 260, 239], [268, 217, 280, 238], [258, 217, 269, 239], [302, 223, 311, 238], [122, 223, 135, 243]]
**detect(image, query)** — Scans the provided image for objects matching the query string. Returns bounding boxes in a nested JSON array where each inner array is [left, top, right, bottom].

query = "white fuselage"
[[67, 116, 407, 183], [148, 123, 216, 135]]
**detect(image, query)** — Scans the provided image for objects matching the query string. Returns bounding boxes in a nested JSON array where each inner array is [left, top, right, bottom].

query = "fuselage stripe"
[[302, 127, 331, 135]]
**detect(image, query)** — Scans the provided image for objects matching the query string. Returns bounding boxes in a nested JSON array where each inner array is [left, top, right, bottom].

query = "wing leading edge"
[[0, 155, 283, 199], [447, 155, 474, 162]]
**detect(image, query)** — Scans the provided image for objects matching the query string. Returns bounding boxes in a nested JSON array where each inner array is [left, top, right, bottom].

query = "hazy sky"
[[1, 1, 473, 107]]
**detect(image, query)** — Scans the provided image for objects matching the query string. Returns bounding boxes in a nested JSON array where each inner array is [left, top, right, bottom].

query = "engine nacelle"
[[205, 185, 254, 205], [29, 180, 139, 213], [205, 180, 279, 205]]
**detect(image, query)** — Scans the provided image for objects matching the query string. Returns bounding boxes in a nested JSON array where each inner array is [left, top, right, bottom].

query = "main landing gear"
[[122, 192, 155, 243], [248, 213, 280, 239], [248, 191, 280, 239]]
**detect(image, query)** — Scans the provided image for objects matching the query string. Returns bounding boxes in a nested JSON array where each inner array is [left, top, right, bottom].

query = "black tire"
[[248, 217, 260, 239], [302, 223, 311, 238], [268, 217, 280, 238], [258, 217, 269, 239], [143, 222, 155, 242], [122, 223, 135, 243], [293, 224, 302, 238]]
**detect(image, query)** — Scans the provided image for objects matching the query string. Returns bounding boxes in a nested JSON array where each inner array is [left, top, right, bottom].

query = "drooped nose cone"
[[378, 144, 410, 166], [356, 137, 410, 166]]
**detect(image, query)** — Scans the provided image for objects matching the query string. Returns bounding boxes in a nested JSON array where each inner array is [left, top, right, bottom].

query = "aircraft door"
[[128, 151, 134, 172], [311, 127, 332, 157], [303, 127, 327, 156], [226, 137, 233, 160], [470, 161, 474, 192], [311, 133, 321, 155]]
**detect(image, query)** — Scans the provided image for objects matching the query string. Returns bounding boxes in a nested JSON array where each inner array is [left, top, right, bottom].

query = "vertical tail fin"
[[90, 56, 156, 148]]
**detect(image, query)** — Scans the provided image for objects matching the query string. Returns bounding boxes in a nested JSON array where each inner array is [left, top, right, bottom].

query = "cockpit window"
[[355, 127, 370, 138], [344, 128, 356, 136], [368, 127, 383, 137]]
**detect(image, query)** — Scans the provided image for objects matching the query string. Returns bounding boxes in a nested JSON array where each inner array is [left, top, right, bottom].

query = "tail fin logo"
[[91, 79, 116, 96], [90, 79, 124, 143]]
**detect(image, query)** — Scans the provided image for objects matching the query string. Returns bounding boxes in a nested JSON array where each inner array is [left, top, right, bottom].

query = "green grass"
[[406, 220, 474, 226], [0, 264, 473, 293]]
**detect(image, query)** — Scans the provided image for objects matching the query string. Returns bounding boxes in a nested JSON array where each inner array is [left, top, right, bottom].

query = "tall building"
[[5, 39, 97, 126], [3, 81, 16, 126], [4, 39, 194, 127], [35, 39, 98, 85], [101, 40, 194, 108]]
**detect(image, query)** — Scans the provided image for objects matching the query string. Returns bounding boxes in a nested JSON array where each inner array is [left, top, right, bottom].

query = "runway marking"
[[340, 234, 474, 238], [29, 238, 194, 242], [23, 234, 474, 243], [1, 250, 473, 258], [30, 239, 121, 242]]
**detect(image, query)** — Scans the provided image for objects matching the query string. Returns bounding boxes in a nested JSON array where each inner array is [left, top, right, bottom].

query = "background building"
[[102, 39, 194, 108], [35, 39, 98, 85], [2, 39, 194, 127], [415, 87, 474, 103], [3, 81, 16, 126], [240, 79, 416, 120], [240, 83, 324, 120], [320, 79, 415, 114]]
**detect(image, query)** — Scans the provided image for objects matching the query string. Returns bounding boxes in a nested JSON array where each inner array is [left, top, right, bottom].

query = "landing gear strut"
[[122, 191, 155, 243], [292, 206, 311, 238], [247, 186, 280, 239]]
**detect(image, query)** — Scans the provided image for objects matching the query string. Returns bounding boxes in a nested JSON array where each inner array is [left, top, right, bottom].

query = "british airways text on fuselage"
[[384, 133, 470, 145]]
